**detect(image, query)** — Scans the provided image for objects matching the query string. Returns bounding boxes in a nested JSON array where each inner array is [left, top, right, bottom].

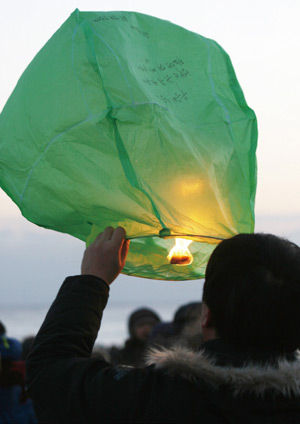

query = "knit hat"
[[128, 308, 161, 337]]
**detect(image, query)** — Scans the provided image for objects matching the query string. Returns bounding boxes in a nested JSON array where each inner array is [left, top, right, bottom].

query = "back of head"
[[0, 321, 6, 335], [173, 302, 202, 333], [203, 233, 300, 352]]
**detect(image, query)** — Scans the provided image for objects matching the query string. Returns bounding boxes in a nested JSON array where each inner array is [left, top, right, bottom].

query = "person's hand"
[[81, 226, 130, 285]]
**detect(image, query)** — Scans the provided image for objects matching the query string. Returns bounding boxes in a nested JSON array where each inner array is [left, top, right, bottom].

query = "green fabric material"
[[0, 10, 257, 280]]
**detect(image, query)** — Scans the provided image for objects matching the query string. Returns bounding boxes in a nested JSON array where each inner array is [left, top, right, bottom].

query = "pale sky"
[[1, 0, 300, 308]]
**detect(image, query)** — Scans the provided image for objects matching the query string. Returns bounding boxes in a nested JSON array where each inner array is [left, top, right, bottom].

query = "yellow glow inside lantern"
[[167, 238, 193, 266]]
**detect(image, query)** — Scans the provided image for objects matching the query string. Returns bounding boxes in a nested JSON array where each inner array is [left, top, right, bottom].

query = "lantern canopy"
[[0, 10, 257, 280]]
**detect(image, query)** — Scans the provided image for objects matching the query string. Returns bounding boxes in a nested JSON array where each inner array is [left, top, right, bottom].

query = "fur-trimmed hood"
[[146, 345, 300, 397]]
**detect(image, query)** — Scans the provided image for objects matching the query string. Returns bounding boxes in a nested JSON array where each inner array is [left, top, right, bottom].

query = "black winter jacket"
[[26, 275, 300, 423]]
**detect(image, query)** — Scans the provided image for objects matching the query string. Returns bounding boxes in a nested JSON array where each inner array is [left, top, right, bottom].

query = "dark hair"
[[0, 321, 6, 334], [203, 233, 300, 352]]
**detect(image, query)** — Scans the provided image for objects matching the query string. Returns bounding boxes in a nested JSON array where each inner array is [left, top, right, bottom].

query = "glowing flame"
[[167, 238, 193, 266]]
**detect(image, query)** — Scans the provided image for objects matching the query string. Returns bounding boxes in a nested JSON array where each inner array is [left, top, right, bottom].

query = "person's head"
[[173, 302, 202, 334], [201, 233, 300, 352], [128, 308, 161, 341], [0, 321, 6, 335], [172, 302, 204, 348]]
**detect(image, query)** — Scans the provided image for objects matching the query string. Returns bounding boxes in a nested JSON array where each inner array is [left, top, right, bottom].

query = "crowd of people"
[[94, 301, 203, 367], [2, 228, 300, 422]]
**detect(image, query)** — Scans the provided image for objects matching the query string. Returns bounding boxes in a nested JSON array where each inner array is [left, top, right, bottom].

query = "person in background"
[[0, 322, 6, 336], [148, 302, 203, 350], [0, 322, 37, 424], [110, 307, 161, 367], [173, 301, 203, 349], [26, 227, 300, 423]]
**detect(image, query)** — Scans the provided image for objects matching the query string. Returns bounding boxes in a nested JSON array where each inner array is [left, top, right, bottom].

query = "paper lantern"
[[0, 10, 257, 280]]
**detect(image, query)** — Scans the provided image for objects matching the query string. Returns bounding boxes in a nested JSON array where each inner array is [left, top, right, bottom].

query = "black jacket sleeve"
[[26, 275, 191, 424], [26, 275, 155, 424]]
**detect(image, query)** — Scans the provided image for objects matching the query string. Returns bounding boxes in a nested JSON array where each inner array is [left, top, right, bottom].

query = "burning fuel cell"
[[167, 238, 193, 266]]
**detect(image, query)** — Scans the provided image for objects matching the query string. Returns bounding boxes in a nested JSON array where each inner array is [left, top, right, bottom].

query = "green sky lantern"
[[0, 10, 257, 280]]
